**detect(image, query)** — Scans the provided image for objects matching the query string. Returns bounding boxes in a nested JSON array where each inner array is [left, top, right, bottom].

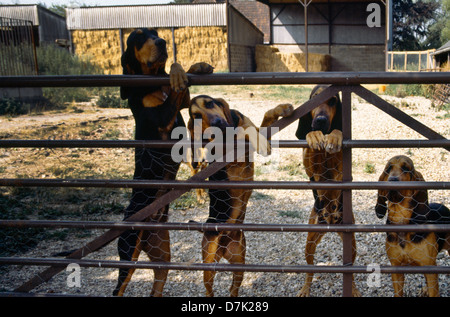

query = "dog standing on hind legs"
[[113, 28, 213, 297], [188, 95, 293, 297], [375, 155, 450, 297], [295, 85, 360, 297]]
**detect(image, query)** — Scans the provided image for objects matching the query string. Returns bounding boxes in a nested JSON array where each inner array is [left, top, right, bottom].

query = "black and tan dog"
[[295, 85, 360, 297], [188, 95, 293, 297], [375, 155, 450, 297], [113, 28, 212, 297]]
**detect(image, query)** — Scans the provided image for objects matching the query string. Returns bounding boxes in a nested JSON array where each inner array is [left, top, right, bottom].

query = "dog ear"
[[122, 30, 143, 75], [329, 94, 343, 132], [120, 30, 142, 100], [411, 169, 429, 211], [375, 167, 389, 219], [214, 98, 233, 126], [295, 112, 313, 140]]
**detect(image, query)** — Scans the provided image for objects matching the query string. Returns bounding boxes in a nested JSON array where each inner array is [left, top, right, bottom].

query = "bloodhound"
[[295, 85, 360, 297], [113, 28, 212, 297], [375, 155, 450, 297], [188, 95, 293, 297]]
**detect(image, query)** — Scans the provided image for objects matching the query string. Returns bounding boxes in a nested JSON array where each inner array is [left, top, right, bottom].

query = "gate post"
[[341, 86, 354, 297]]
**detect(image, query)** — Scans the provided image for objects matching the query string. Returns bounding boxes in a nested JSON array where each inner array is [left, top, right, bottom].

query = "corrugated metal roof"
[[66, 4, 227, 30], [0, 5, 39, 25]]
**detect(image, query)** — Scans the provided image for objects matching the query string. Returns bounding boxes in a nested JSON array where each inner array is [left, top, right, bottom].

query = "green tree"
[[393, 0, 441, 50]]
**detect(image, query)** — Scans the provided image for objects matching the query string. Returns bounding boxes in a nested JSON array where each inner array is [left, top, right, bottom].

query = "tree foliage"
[[393, 0, 441, 50]]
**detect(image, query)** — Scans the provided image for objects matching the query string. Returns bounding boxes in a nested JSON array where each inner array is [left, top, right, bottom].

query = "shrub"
[[36, 44, 103, 107], [0, 98, 30, 116]]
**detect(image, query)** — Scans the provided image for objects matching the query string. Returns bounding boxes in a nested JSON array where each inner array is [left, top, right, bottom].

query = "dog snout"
[[388, 176, 400, 182], [211, 117, 229, 130], [312, 115, 329, 131], [155, 38, 166, 49]]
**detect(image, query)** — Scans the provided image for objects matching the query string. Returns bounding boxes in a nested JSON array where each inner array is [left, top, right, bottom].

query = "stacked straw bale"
[[71, 26, 228, 75], [255, 45, 330, 72]]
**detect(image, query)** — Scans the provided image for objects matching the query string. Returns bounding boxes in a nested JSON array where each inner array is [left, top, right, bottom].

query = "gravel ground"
[[1, 90, 449, 297]]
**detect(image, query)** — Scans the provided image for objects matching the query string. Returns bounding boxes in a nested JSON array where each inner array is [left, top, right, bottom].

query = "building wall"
[[269, 2, 386, 71]]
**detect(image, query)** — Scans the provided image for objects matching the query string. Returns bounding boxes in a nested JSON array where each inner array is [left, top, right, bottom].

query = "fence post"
[[341, 86, 353, 297]]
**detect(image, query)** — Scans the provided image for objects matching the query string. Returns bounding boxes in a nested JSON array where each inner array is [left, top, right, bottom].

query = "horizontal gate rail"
[[1, 219, 450, 233], [1, 257, 450, 274], [0, 139, 449, 149], [0, 71, 449, 87], [0, 179, 449, 190]]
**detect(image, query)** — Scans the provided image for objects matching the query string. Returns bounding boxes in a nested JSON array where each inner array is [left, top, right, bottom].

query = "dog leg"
[[113, 230, 143, 296], [306, 131, 326, 151], [260, 103, 294, 127], [324, 129, 343, 154], [391, 273, 405, 297], [224, 231, 246, 297], [169, 63, 188, 92], [187, 62, 214, 74], [202, 233, 223, 297], [141, 229, 171, 297], [424, 273, 440, 297], [298, 230, 325, 297]]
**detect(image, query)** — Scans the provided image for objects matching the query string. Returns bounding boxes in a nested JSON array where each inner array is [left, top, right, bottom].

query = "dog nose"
[[211, 117, 228, 129], [155, 38, 166, 49], [388, 176, 400, 182], [315, 116, 327, 126]]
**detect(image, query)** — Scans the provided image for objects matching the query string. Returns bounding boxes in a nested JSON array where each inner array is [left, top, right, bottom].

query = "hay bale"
[[256, 44, 330, 72]]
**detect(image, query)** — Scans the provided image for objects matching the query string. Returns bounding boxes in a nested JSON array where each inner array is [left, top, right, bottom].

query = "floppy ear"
[[120, 31, 142, 100], [295, 113, 313, 140], [411, 169, 429, 208], [375, 167, 389, 219], [214, 98, 233, 126], [329, 94, 343, 132]]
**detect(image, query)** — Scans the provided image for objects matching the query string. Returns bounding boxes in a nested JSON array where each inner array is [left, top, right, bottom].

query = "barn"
[[65, 3, 264, 74], [0, 4, 68, 47], [254, 0, 388, 72]]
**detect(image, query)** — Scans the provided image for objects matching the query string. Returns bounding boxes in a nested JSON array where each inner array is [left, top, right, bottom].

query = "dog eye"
[[401, 165, 410, 172], [205, 101, 215, 109], [386, 165, 392, 173]]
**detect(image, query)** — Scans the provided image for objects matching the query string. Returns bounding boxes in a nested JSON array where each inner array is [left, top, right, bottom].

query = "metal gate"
[[0, 72, 449, 297]]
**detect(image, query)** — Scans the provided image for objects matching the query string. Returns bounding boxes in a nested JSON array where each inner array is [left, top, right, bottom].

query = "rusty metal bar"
[[0, 258, 446, 274], [353, 85, 450, 152], [1, 139, 449, 149], [1, 219, 449, 233], [0, 72, 449, 88], [0, 179, 448, 190], [341, 87, 353, 297], [1, 257, 450, 274]]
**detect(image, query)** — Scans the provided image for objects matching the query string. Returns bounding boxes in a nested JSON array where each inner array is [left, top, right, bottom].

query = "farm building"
[[0, 4, 68, 102], [65, 3, 264, 74], [431, 40, 450, 70], [0, 5, 69, 46], [254, 0, 388, 72]]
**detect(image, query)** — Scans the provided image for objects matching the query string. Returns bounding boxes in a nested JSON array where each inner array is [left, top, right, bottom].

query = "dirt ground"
[[0, 85, 449, 297]]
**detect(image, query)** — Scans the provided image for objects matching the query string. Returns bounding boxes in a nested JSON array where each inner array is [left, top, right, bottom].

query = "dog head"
[[375, 155, 428, 219], [121, 28, 168, 76], [188, 95, 234, 135], [295, 85, 342, 139]]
